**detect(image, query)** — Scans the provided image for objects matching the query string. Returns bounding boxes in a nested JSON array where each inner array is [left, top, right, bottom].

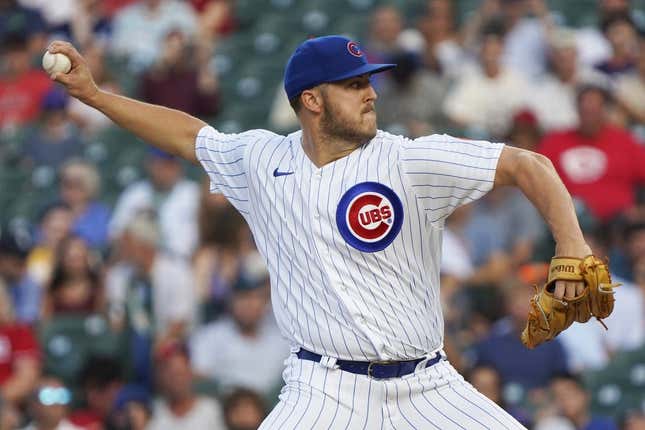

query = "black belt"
[[296, 348, 443, 379]]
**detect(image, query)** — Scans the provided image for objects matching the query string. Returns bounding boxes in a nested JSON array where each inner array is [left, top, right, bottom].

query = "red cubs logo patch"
[[337, 182, 403, 252], [347, 41, 363, 57], [347, 193, 394, 242]]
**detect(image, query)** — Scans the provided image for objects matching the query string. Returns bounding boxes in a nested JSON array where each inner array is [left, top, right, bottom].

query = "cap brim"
[[328, 63, 396, 83]]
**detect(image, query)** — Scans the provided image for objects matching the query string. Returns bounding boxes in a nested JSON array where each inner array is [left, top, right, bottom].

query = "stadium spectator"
[[0, 228, 41, 324], [622, 410, 645, 430], [534, 373, 619, 430], [42, 235, 103, 318], [140, 29, 219, 118], [506, 109, 542, 152], [44, 0, 113, 49], [585, 223, 645, 353], [464, 187, 544, 273], [0, 33, 52, 133], [102, 0, 138, 18], [0, 404, 19, 430], [108, 147, 200, 259], [190, 263, 288, 397], [0, 0, 47, 54], [467, 365, 504, 407], [376, 50, 450, 137], [21, 376, 82, 430], [538, 83, 645, 222], [26, 203, 73, 288], [529, 28, 604, 132], [441, 205, 476, 284], [21, 87, 85, 170], [58, 160, 111, 250], [193, 181, 252, 321], [106, 212, 196, 387], [614, 35, 645, 127], [0, 284, 41, 407], [192, 0, 236, 36], [364, 6, 406, 63], [461, 0, 554, 79], [148, 341, 226, 430], [443, 19, 531, 139], [222, 388, 267, 430], [594, 13, 639, 79], [105, 384, 151, 430], [69, 356, 125, 429], [467, 365, 532, 428], [18, 0, 76, 33], [416, 0, 464, 77], [615, 221, 645, 282], [557, 223, 644, 370], [110, 0, 198, 73], [471, 277, 569, 393], [67, 43, 120, 137]]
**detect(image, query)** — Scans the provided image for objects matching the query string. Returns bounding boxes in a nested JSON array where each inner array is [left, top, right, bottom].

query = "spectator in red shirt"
[[140, 30, 219, 119], [0, 34, 52, 133], [0, 282, 41, 407], [538, 83, 645, 222]]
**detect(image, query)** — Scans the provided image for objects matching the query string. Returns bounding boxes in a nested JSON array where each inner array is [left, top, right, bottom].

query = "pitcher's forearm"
[[514, 152, 589, 255], [495, 147, 590, 257], [89, 90, 206, 163]]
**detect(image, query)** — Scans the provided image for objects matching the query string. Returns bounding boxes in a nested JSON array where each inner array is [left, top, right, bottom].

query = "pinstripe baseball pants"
[[259, 353, 527, 430]]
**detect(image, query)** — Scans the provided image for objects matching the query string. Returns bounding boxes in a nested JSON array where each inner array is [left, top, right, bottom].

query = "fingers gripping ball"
[[42, 51, 72, 75], [520, 255, 620, 349]]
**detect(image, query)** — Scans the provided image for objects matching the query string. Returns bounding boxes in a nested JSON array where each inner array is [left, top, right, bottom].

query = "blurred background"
[[0, 0, 644, 429]]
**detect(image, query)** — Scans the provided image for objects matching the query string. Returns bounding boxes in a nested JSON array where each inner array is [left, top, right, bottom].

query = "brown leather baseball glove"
[[521, 255, 620, 349]]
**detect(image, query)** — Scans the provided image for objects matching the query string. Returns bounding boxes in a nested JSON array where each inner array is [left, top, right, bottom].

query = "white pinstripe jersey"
[[196, 126, 504, 361]]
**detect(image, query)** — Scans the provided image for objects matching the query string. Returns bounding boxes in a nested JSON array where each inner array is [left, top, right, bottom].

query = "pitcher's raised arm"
[[47, 40, 207, 164]]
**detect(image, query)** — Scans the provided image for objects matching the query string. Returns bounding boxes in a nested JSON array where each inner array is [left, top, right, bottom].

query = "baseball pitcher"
[[48, 35, 617, 429]]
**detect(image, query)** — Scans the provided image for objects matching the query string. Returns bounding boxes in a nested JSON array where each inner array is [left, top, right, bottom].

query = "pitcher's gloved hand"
[[521, 255, 620, 349]]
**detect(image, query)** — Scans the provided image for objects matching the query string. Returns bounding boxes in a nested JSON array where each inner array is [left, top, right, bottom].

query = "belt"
[[296, 348, 443, 379]]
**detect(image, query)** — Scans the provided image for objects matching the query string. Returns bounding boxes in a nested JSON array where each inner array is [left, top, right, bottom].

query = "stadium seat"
[[39, 315, 125, 388], [585, 345, 645, 419]]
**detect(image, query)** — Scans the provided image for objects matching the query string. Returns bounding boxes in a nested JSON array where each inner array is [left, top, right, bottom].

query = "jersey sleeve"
[[195, 126, 265, 215], [400, 134, 504, 224]]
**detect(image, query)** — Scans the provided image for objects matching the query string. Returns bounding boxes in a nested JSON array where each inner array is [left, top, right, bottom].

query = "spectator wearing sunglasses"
[[21, 376, 82, 430]]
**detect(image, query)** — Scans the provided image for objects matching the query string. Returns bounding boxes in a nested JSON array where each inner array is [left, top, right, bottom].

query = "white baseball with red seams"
[[42, 51, 72, 75]]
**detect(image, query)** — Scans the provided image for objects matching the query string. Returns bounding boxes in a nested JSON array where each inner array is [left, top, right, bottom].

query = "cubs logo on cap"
[[336, 182, 403, 252], [347, 41, 363, 57]]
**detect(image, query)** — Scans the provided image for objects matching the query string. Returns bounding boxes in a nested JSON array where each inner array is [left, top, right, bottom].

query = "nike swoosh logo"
[[273, 168, 294, 177]]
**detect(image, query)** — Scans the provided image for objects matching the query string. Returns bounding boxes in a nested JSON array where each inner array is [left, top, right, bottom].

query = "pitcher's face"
[[320, 74, 379, 144]]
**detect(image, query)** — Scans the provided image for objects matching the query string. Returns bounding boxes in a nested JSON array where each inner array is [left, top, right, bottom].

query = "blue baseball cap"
[[284, 35, 396, 100]]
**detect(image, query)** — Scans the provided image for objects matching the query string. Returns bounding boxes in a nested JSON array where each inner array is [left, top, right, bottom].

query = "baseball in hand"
[[42, 51, 72, 74]]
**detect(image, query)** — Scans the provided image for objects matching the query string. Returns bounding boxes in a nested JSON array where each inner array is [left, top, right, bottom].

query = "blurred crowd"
[[0, 0, 644, 429]]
